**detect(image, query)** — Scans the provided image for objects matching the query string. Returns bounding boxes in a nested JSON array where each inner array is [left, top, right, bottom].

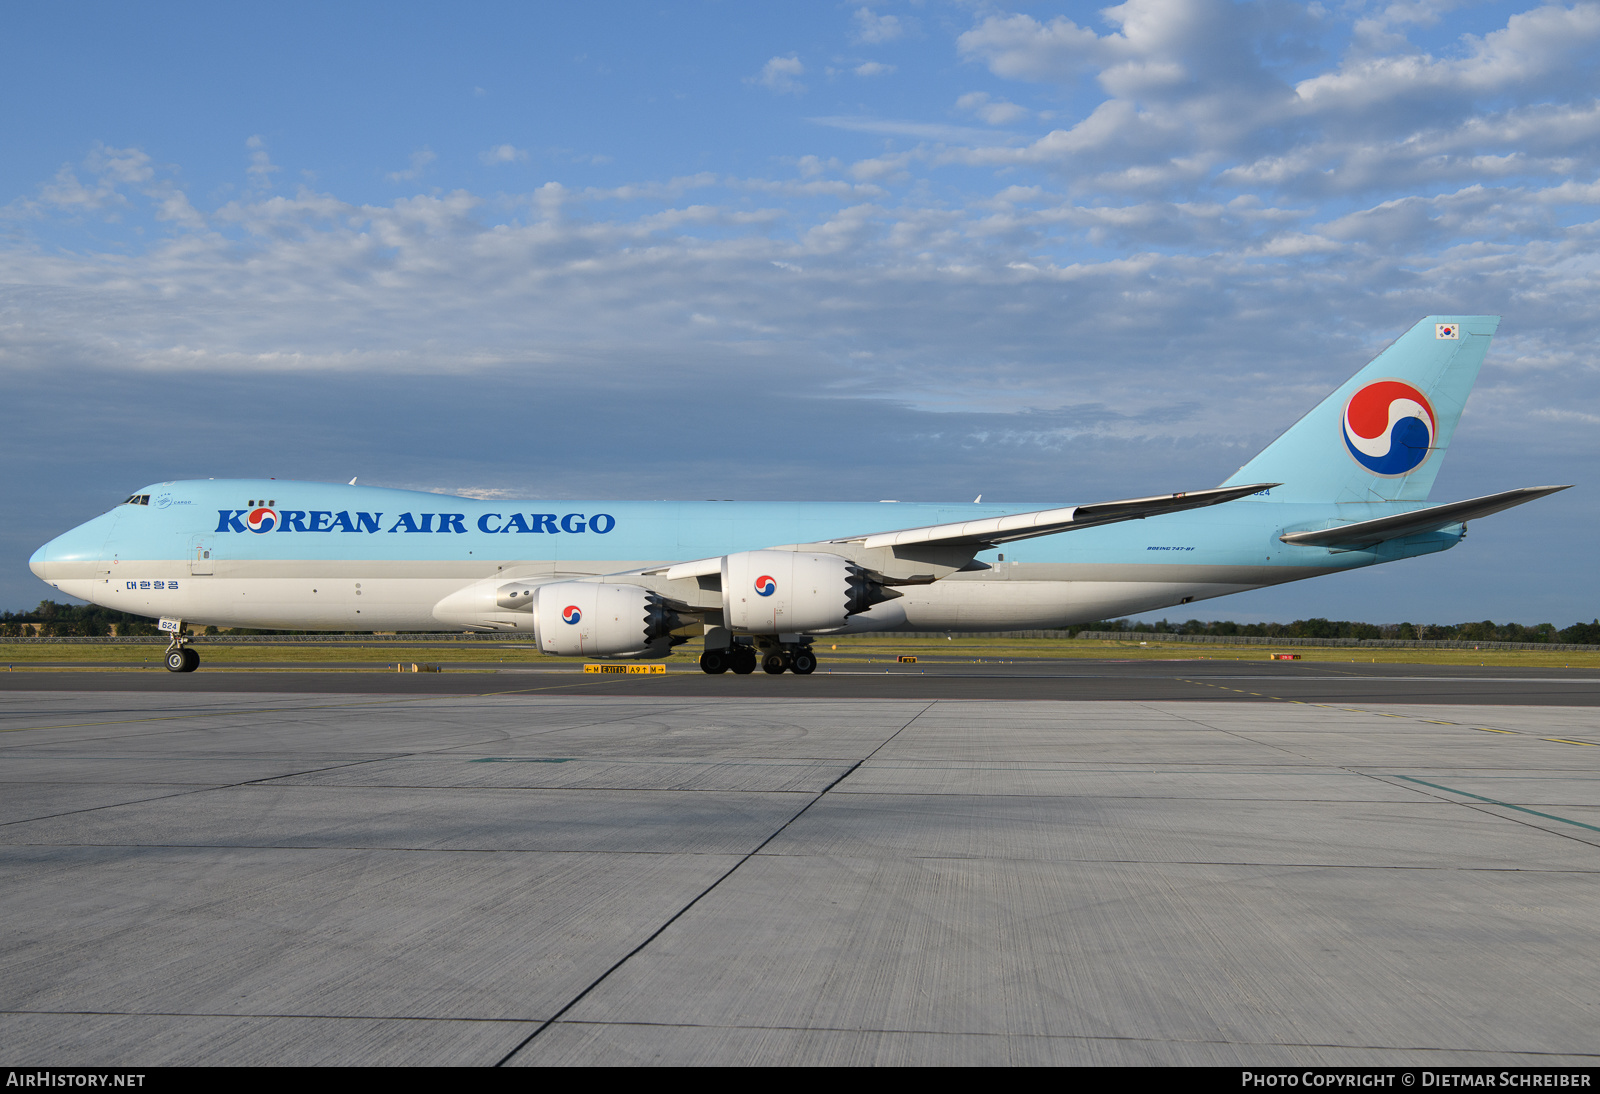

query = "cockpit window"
[[122, 495, 150, 506]]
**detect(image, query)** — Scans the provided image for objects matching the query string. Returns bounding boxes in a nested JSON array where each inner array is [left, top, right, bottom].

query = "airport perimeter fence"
[[1073, 630, 1600, 652], [893, 631, 1085, 640]]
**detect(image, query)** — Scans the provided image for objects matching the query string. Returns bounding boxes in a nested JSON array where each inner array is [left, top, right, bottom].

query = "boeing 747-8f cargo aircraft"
[[30, 315, 1569, 674]]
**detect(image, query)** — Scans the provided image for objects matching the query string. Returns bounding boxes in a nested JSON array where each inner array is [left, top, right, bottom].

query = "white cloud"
[[955, 91, 1029, 126], [34, 164, 126, 214], [939, 0, 1600, 210], [387, 147, 437, 182], [1531, 407, 1600, 424], [735, 176, 887, 198], [795, 155, 839, 178], [479, 144, 529, 165], [956, 12, 1103, 82], [848, 151, 917, 182], [572, 173, 719, 204], [4, 144, 202, 227], [150, 187, 206, 230], [7, 151, 1590, 402], [851, 8, 905, 45], [811, 115, 1015, 145], [855, 61, 896, 77], [89, 145, 155, 186], [1296, 3, 1600, 118], [752, 54, 806, 94], [245, 135, 278, 188]]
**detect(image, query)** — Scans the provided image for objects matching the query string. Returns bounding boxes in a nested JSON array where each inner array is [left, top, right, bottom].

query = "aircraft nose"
[[28, 540, 50, 580], [30, 529, 83, 582], [30, 511, 119, 581]]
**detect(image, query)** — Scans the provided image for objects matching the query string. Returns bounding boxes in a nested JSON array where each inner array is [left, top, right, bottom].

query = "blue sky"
[[3, 0, 1595, 625]]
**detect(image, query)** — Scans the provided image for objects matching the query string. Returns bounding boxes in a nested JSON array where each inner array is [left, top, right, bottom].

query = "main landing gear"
[[699, 639, 816, 675], [698, 647, 756, 675]]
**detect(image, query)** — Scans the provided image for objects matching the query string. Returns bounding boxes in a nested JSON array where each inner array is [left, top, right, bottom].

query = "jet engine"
[[721, 550, 898, 634], [531, 581, 690, 658]]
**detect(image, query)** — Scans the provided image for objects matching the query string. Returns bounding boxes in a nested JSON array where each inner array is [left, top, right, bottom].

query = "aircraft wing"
[[645, 483, 1278, 581], [830, 482, 1280, 549], [1278, 486, 1573, 549]]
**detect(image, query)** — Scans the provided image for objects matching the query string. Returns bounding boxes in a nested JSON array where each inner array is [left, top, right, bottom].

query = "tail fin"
[[1222, 315, 1499, 503]]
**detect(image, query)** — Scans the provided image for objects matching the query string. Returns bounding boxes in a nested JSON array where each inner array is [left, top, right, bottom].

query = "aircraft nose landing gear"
[[161, 621, 200, 673], [164, 648, 199, 673]]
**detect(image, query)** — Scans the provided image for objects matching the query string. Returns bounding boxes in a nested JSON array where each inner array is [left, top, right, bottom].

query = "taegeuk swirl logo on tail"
[[1342, 380, 1436, 477]]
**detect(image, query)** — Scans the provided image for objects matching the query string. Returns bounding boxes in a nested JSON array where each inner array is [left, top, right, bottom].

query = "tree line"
[[3, 600, 1599, 645], [1070, 617, 1600, 644], [0, 602, 347, 637]]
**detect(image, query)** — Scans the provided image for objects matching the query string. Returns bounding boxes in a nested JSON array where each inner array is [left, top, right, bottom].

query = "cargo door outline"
[[190, 535, 215, 575]]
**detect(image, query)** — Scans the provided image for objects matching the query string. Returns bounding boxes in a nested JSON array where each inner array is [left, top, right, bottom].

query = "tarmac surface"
[[3, 667, 1598, 1065], [4, 657, 1600, 704]]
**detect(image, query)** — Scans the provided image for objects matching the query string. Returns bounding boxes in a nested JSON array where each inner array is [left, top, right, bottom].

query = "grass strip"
[[2, 638, 1597, 669]]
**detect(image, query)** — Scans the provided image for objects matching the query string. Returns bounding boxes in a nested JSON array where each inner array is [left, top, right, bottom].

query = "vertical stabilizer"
[[1222, 315, 1498, 503]]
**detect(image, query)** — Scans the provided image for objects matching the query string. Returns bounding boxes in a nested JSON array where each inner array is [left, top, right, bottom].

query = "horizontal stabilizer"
[[1278, 486, 1572, 549], [836, 483, 1279, 550]]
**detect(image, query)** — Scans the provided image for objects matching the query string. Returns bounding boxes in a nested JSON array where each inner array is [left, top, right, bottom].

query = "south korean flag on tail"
[[1436, 323, 1460, 339]]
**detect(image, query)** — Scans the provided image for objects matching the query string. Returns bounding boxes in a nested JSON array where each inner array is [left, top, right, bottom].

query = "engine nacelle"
[[722, 550, 897, 634], [533, 582, 688, 658]]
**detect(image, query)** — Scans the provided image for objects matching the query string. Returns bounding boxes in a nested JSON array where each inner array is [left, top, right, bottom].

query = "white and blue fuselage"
[[27, 316, 1565, 667], [30, 479, 1455, 633]]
